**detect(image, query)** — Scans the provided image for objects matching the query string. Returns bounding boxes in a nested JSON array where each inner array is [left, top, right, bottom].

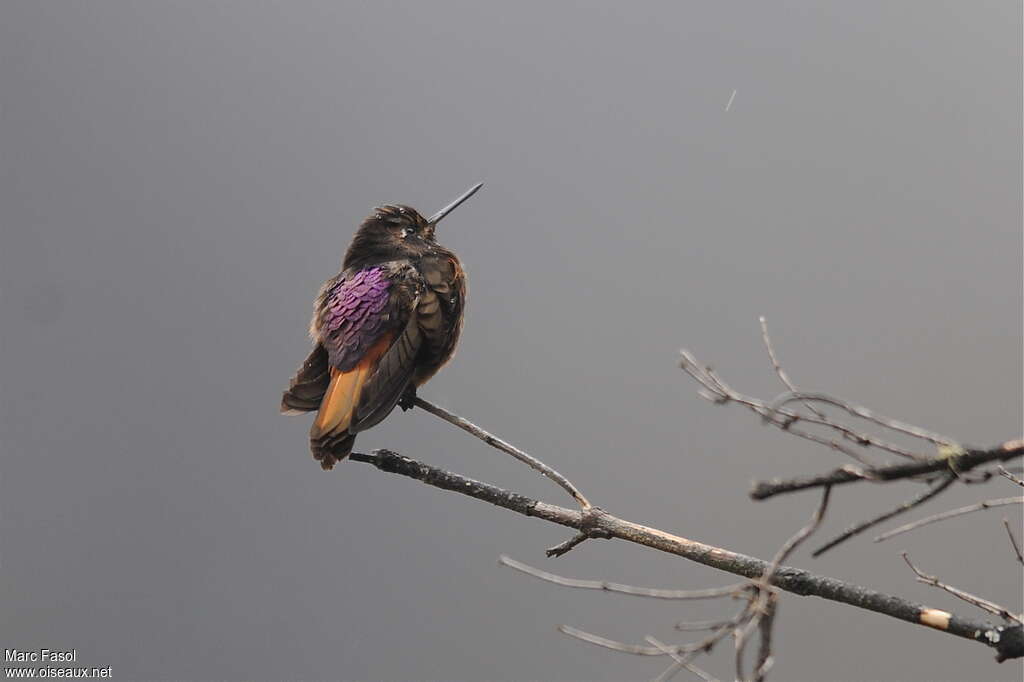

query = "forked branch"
[[344, 318, 1023, 676], [412, 396, 592, 509], [348, 448, 1021, 662], [749, 444, 1023, 501]]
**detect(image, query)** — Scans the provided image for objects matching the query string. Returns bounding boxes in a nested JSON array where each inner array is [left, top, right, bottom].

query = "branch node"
[[546, 506, 612, 557]]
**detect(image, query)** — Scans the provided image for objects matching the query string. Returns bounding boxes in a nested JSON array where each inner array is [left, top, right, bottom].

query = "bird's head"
[[343, 183, 482, 269]]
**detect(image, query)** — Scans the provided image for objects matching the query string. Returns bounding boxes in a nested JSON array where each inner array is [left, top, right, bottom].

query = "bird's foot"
[[398, 386, 417, 411]]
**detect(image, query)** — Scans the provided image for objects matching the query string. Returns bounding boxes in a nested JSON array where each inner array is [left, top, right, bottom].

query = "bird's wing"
[[280, 343, 330, 414], [350, 311, 421, 432], [309, 265, 422, 444]]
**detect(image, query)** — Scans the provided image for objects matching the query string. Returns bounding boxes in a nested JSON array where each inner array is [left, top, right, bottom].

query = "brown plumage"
[[281, 184, 480, 469]]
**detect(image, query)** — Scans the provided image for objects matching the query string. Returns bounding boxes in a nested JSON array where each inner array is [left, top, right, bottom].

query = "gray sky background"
[[1, 2, 1021, 681]]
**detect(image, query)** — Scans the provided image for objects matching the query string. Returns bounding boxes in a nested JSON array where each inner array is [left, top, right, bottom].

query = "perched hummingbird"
[[281, 183, 481, 469]]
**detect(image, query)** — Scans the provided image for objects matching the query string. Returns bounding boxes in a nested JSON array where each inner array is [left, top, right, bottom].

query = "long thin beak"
[[428, 182, 484, 225]]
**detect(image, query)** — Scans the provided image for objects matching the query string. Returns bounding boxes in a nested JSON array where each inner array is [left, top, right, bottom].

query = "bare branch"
[[737, 487, 831, 681], [759, 317, 827, 422], [687, 623, 737, 654], [750, 441, 1024, 500], [753, 598, 776, 682], [343, 306, 1024, 682], [999, 465, 1024, 487], [646, 636, 718, 682], [875, 497, 1024, 542], [680, 350, 927, 462], [413, 396, 592, 509], [350, 447, 1021, 660], [812, 475, 955, 556], [676, 325, 1021, 669], [645, 637, 690, 682], [544, 532, 589, 558], [682, 354, 882, 466], [558, 625, 673, 656], [499, 555, 746, 600], [902, 553, 1022, 624], [765, 391, 956, 448], [675, 618, 740, 632], [1003, 518, 1024, 565], [765, 486, 832, 573], [544, 507, 614, 557], [556, 627, 727, 682], [757, 317, 927, 499]]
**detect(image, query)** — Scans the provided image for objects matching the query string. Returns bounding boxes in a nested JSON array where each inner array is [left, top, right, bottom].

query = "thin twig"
[[765, 391, 957, 448], [902, 553, 1022, 624], [999, 466, 1024, 487], [675, 618, 739, 632], [557, 625, 675, 656], [759, 317, 829, 423], [691, 370, 881, 464], [413, 396, 592, 509], [543, 507, 615, 557], [669, 622, 736, 680], [765, 486, 832, 574], [875, 497, 1024, 542], [646, 636, 718, 682], [350, 448, 1023, 660], [682, 352, 886, 465], [750, 441, 1024, 500], [812, 475, 955, 557], [736, 487, 831, 680], [1002, 518, 1023, 565], [753, 598, 776, 682], [557, 625, 730, 663], [669, 622, 736, 681], [544, 532, 589, 558], [681, 350, 929, 462], [499, 555, 746, 600], [687, 623, 736, 654], [733, 617, 751, 682], [646, 637, 690, 682]]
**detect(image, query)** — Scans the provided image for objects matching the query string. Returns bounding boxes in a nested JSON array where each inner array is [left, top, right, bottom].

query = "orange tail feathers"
[[309, 333, 393, 469]]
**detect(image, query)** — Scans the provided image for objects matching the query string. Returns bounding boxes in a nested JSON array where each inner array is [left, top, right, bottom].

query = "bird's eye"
[[402, 227, 414, 238]]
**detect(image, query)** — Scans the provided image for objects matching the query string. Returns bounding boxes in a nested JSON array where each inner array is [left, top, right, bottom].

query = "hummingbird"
[[281, 183, 481, 469]]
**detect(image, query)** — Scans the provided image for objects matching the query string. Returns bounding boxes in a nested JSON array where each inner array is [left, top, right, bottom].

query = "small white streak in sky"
[[725, 89, 737, 112]]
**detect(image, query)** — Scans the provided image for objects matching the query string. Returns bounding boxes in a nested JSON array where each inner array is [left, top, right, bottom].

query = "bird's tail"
[[309, 430, 357, 471], [308, 334, 393, 470]]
